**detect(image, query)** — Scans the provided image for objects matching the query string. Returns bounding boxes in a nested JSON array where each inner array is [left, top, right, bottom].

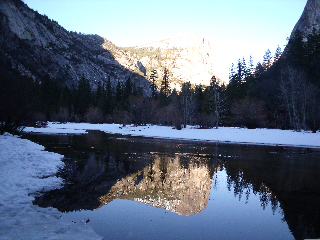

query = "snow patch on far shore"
[[24, 122, 320, 148], [0, 133, 102, 240]]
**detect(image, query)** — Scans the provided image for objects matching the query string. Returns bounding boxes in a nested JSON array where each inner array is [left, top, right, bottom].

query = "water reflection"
[[101, 154, 218, 216], [25, 131, 320, 240]]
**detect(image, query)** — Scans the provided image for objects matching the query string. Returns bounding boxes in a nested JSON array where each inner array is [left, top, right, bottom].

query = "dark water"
[[25, 131, 320, 240]]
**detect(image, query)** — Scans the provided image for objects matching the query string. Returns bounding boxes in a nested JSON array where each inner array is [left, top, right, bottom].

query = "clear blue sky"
[[23, 0, 308, 82]]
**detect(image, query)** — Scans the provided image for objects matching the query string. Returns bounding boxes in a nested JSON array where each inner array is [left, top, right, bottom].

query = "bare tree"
[[280, 67, 309, 131], [231, 98, 268, 129]]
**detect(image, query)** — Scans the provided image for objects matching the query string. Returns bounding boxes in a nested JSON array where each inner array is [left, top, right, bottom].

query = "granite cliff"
[[290, 0, 320, 37], [103, 34, 216, 90], [0, 0, 217, 94], [0, 0, 151, 93]]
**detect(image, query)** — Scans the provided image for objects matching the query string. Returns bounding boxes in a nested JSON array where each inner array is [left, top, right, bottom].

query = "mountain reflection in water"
[[100, 154, 217, 216], [26, 130, 320, 240]]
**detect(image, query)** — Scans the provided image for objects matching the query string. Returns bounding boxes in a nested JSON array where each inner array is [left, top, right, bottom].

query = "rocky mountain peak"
[[290, 0, 320, 37], [103, 34, 216, 89], [138, 33, 211, 49]]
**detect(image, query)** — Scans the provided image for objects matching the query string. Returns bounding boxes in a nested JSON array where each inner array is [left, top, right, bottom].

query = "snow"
[[0, 133, 102, 240], [25, 122, 320, 148]]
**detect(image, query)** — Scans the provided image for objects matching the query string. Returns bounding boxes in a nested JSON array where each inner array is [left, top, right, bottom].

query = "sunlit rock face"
[[99, 155, 219, 216], [103, 34, 217, 90], [290, 0, 320, 37], [0, 0, 151, 93]]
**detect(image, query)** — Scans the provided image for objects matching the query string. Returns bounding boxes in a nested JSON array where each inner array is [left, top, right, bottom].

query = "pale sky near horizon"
[[22, 0, 308, 82]]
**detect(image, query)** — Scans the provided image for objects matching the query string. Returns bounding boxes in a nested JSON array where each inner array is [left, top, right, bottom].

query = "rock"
[[290, 0, 320, 38], [103, 34, 217, 90], [0, 0, 151, 94], [0, 0, 218, 95]]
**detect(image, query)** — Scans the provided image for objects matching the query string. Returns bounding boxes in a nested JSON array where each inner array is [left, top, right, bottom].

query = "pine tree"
[[160, 68, 171, 97], [229, 63, 236, 83], [275, 45, 282, 58], [124, 77, 132, 100], [180, 82, 194, 127], [287, 29, 305, 68], [115, 81, 122, 106], [242, 57, 249, 77], [263, 49, 272, 68], [150, 69, 158, 98], [194, 84, 204, 113], [95, 81, 102, 106], [249, 55, 254, 73], [210, 75, 224, 128], [75, 76, 92, 118], [236, 58, 246, 81], [255, 61, 264, 77], [105, 76, 113, 114]]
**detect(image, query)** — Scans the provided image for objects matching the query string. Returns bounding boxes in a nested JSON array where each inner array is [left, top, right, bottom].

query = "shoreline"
[[24, 122, 320, 149]]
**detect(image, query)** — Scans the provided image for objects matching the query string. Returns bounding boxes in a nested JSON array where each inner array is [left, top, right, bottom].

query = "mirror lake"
[[24, 130, 320, 240]]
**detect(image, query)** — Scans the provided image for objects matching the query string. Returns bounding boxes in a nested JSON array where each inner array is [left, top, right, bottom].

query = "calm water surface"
[[25, 130, 320, 240]]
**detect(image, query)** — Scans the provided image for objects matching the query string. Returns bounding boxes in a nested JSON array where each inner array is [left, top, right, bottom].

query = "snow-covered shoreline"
[[25, 122, 320, 148], [0, 133, 102, 240]]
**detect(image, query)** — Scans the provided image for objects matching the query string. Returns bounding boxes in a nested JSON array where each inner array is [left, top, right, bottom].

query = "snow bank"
[[25, 122, 320, 148], [0, 133, 102, 240]]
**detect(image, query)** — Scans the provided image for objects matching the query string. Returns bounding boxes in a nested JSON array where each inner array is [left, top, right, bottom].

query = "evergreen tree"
[[159, 68, 171, 107], [287, 29, 305, 68], [75, 76, 92, 119], [58, 85, 73, 113], [236, 58, 246, 81], [160, 68, 171, 97], [115, 81, 123, 109], [39, 74, 59, 120], [150, 69, 158, 98], [242, 57, 249, 77], [180, 82, 194, 127], [95, 81, 103, 106], [249, 54, 254, 73], [263, 49, 272, 68], [211, 75, 221, 128], [95, 81, 108, 114], [194, 84, 204, 113], [123, 77, 133, 101], [105, 76, 113, 114], [275, 45, 282, 58], [255, 61, 264, 77], [229, 63, 236, 83]]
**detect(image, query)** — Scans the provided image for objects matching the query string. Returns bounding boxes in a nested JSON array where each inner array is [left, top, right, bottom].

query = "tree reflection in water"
[[26, 130, 320, 240], [225, 169, 280, 213]]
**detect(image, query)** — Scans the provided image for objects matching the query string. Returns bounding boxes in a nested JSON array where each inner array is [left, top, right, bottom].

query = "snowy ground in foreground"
[[25, 122, 320, 148], [0, 134, 102, 240]]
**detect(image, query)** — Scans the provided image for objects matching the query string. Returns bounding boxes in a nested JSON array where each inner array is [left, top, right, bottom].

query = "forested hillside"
[[1, 0, 320, 134], [225, 27, 320, 132]]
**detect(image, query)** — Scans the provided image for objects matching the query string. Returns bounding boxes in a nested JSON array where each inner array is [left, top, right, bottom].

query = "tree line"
[[0, 56, 226, 133]]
